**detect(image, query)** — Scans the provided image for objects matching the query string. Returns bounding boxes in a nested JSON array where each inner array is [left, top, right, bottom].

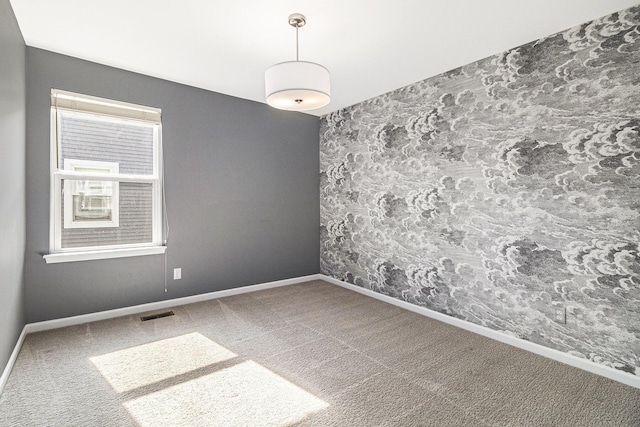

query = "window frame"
[[45, 90, 166, 264]]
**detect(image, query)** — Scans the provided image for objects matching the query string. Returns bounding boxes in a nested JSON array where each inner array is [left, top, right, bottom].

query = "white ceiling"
[[10, 0, 640, 116]]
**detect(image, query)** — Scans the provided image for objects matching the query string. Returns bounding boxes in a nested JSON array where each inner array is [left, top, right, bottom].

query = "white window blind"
[[47, 89, 164, 261]]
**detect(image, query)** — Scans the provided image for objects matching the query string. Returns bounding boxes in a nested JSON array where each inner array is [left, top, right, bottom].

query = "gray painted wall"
[[0, 0, 26, 371], [25, 48, 320, 322], [320, 5, 640, 377]]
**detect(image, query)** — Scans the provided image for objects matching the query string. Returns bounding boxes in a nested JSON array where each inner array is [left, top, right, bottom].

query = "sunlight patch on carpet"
[[123, 360, 329, 427], [90, 332, 236, 393]]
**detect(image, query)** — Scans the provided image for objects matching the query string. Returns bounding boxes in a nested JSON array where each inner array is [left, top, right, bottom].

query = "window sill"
[[43, 246, 166, 264]]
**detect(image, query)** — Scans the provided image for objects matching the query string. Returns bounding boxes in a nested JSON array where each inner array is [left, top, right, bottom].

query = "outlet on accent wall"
[[555, 308, 566, 324], [173, 268, 182, 280]]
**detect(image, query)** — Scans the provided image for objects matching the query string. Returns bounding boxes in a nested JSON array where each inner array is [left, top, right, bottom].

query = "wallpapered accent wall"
[[320, 5, 640, 376]]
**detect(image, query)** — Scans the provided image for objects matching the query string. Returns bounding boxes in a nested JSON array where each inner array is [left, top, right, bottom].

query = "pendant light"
[[265, 13, 330, 111]]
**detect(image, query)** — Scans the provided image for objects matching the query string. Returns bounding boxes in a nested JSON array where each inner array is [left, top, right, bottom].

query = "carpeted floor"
[[1, 280, 639, 426]]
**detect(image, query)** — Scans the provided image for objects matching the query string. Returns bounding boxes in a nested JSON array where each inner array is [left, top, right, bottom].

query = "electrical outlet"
[[173, 268, 182, 280], [555, 307, 566, 324]]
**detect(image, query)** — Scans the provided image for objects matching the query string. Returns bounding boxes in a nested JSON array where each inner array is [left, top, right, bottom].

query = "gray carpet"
[[1, 280, 639, 426]]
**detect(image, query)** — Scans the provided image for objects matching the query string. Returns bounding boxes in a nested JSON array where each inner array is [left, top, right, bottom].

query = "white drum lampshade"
[[265, 61, 331, 111]]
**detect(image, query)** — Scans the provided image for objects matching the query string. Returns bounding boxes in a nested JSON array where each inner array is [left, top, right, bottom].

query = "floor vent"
[[140, 311, 175, 321]]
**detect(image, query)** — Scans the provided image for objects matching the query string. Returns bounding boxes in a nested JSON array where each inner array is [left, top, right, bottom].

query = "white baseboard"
[[320, 274, 640, 390], [25, 274, 322, 334], [0, 326, 27, 396]]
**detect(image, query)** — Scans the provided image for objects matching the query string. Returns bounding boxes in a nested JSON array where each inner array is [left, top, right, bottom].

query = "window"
[[45, 89, 166, 263], [64, 159, 119, 228]]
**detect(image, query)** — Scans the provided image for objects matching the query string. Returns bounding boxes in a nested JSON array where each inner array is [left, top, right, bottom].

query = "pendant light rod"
[[288, 13, 306, 61]]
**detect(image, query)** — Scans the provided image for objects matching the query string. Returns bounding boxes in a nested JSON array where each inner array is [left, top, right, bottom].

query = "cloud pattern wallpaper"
[[320, 5, 640, 376]]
